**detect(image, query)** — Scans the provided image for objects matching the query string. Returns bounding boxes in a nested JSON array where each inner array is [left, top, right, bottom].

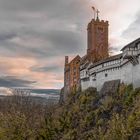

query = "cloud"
[[0, 76, 36, 87], [122, 11, 140, 41], [0, 0, 139, 88], [31, 65, 62, 73], [0, 32, 16, 41], [0, 0, 91, 88]]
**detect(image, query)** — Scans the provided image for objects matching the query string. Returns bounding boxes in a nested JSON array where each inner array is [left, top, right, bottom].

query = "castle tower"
[[64, 55, 81, 100], [64, 56, 70, 100], [87, 9, 109, 62], [65, 56, 69, 65], [64, 56, 69, 87]]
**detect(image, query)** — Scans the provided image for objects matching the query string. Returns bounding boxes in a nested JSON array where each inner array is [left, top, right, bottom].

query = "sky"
[[0, 0, 140, 89]]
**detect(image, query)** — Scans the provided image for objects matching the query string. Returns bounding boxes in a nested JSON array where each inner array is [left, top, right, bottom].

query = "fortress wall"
[[95, 67, 121, 91], [133, 56, 140, 88], [81, 79, 90, 90], [120, 56, 140, 89], [120, 62, 133, 85], [81, 65, 122, 91], [81, 55, 140, 92]]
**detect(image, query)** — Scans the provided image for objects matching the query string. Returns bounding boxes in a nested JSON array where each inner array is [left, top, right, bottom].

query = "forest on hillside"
[[0, 84, 139, 140]]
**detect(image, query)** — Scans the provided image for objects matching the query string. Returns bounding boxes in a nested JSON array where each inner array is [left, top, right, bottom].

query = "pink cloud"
[[0, 56, 64, 88]]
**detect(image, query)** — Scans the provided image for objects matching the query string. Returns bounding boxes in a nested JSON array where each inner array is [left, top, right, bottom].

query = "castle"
[[63, 8, 140, 99]]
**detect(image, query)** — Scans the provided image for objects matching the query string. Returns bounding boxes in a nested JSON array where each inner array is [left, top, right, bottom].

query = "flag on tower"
[[92, 6, 96, 19], [92, 6, 95, 11]]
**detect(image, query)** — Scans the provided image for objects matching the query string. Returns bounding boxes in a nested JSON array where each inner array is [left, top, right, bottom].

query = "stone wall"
[[80, 55, 140, 92]]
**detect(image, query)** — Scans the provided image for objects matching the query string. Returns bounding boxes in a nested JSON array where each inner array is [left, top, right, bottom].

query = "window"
[[98, 27, 104, 32], [105, 73, 108, 77], [76, 60, 80, 64], [135, 46, 138, 50], [93, 78, 96, 81]]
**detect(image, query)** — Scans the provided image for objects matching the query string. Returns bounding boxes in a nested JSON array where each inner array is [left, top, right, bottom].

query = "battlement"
[[100, 20, 108, 24], [87, 19, 108, 30], [93, 19, 109, 25]]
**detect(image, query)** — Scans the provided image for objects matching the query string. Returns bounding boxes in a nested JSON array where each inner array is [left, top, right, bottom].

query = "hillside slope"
[[40, 85, 140, 140]]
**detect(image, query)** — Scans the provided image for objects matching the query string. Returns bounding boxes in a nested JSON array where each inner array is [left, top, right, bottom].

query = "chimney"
[[65, 56, 69, 65]]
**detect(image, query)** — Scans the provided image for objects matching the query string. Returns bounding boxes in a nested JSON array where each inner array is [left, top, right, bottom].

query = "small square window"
[[105, 73, 108, 77]]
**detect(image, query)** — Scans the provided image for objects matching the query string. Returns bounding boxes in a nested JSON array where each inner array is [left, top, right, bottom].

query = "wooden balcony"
[[123, 50, 138, 59]]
